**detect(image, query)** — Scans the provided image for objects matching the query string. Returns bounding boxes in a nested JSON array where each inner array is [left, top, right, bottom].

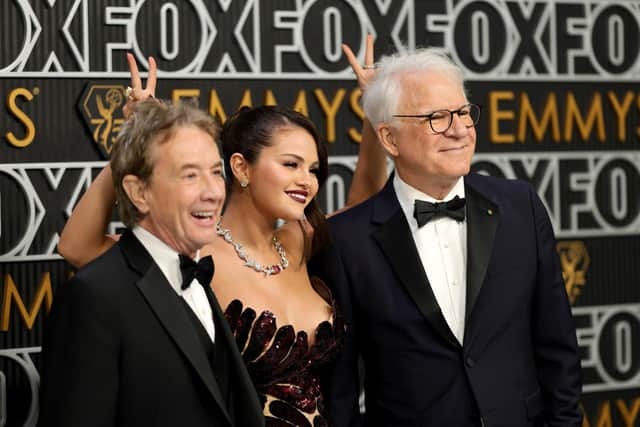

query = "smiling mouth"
[[286, 191, 308, 204], [440, 145, 467, 152], [191, 211, 216, 222]]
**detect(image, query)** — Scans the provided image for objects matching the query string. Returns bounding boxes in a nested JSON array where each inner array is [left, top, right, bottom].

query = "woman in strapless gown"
[[58, 37, 383, 426], [225, 277, 345, 426]]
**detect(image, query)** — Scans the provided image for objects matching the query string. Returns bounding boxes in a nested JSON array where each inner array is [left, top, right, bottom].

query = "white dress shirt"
[[393, 175, 467, 344], [133, 226, 216, 343]]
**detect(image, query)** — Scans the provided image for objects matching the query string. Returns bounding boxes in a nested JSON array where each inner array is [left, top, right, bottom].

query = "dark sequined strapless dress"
[[224, 277, 345, 427]]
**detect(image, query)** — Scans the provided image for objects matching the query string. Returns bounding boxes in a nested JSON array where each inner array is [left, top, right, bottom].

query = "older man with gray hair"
[[315, 48, 582, 426]]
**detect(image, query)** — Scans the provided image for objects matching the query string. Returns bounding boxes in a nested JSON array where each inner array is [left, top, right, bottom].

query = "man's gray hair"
[[362, 48, 467, 126]]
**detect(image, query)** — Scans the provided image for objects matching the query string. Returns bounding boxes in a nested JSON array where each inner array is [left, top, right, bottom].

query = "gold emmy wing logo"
[[557, 241, 590, 305], [79, 84, 127, 158]]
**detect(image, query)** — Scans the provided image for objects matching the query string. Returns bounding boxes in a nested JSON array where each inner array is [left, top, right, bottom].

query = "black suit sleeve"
[[311, 242, 362, 427], [529, 185, 583, 426], [39, 277, 119, 427]]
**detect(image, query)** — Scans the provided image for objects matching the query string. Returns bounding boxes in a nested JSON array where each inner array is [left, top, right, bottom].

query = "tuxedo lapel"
[[372, 180, 459, 349], [464, 175, 499, 324], [202, 283, 263, 418], [202, 286, 240, 373], [119, 232, 232, 425]]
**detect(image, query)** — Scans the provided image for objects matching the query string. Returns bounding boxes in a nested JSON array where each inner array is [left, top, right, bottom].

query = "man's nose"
[[446, 112, 472, 136], [202, 175, 226, 201]]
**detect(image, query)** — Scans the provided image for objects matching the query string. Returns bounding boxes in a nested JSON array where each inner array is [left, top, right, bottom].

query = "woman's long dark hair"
[[220, 105, 330, 261]]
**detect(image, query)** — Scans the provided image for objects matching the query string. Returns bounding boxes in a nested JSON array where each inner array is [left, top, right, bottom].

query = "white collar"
[[132, 226, 185, 295], [393, 174, 465, 229]]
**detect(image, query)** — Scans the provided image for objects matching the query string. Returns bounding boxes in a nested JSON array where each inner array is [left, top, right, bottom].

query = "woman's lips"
[[286, 190, 308, 203]]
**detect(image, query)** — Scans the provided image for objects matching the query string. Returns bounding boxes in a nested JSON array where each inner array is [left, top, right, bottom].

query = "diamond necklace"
[[216, 219, 289, 276]]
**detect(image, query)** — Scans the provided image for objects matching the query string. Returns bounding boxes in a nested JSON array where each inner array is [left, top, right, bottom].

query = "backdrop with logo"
[[1, 1, 639, 426]]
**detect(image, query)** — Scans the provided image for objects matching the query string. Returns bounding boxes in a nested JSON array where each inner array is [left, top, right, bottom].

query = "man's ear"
[[377, 123, 399, 158], [122, 175, 150, 215], [229, 153, 251, 185]]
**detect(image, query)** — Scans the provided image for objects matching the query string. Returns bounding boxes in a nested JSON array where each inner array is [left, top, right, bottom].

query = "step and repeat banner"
[[1, 1, 639, 426]]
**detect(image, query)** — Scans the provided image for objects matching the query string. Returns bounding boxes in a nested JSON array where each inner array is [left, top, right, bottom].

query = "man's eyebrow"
[[179, 163, 200, 170], [179, 159, 223, 170]]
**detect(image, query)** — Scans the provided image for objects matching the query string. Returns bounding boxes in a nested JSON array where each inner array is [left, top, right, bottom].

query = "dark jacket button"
[[465, 357, 475, 368]]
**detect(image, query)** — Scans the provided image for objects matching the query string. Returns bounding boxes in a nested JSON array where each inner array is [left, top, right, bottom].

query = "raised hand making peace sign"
[[123, 53, 157, 118]]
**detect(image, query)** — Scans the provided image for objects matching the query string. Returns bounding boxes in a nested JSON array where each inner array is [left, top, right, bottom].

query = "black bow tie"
[[179, 255, 214, 290], [413, 196, 466, 227]]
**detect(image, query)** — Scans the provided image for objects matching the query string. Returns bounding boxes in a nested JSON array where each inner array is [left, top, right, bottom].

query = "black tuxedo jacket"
[[39, 231, 264, 427], [313, 173, 582, 427]]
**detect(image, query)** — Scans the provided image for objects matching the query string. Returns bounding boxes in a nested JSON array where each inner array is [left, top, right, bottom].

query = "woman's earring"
[[240, 181, 248, 188]]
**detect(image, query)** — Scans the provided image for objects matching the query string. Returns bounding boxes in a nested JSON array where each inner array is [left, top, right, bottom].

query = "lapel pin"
[[487, 208, 494, 216]]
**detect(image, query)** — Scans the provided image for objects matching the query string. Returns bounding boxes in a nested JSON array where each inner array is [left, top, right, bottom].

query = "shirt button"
[[451, 281, 457, 286], [443, 242, 449, 248]]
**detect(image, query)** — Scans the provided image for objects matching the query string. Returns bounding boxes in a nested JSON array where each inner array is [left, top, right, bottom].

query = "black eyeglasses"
[[392, 103, 481, 134]]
